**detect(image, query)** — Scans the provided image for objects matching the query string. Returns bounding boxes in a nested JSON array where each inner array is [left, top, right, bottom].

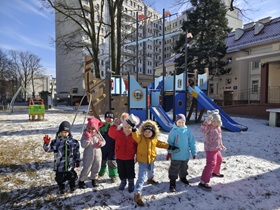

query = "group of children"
[[43, 109, 226, 206]]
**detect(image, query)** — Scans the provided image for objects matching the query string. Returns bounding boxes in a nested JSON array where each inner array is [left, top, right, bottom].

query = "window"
[[252, 80, 259, 93], [209, 84, 214, 94], [177, 79, 183, 88], [252, 61, 260, 70], [72, 88, 78, 94]]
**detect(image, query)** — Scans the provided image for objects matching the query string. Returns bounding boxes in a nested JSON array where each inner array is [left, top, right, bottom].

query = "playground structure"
[[83, 56, 248, 132], [28, 98, 45, 121]]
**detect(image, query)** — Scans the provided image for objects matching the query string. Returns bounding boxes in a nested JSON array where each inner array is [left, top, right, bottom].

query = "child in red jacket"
[[108, 112, 139, 192]]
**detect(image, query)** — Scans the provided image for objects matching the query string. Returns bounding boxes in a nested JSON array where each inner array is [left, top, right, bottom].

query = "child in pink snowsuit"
[[199, 109, 227, 191]]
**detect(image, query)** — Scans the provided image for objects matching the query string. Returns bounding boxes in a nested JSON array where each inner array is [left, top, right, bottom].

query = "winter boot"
[[92, 179, 99, 187], [58, 184, 65, 194], [180, 177, 189, 185], [169, 179, 176, 192], [69, 182, 76, 192], [147, 176, 159, 185], [78, 181, 87, 189], [128, 179, 135, 193], [98, 166, 107, 177], [109, 168, 118, 180], [134, 192, 144, 206], [119, 179, 127, 190]]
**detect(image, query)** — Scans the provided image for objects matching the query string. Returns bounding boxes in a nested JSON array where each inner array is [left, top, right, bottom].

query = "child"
[[127, 117, 178, 207], [99, 111, 118, 183], [43, 121, 80, 194], [199, 109, 227, 191], [78, 117, 106, 188], [167, 114, 197, 192], [108, 112, 138, 193]]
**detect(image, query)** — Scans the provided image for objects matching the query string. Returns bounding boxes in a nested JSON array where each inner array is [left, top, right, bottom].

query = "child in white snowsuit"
[[43, 121, 80, 194], [78, 117, 106, 188]]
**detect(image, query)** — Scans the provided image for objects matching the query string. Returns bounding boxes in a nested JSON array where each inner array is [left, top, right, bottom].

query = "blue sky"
[[0, 0, 279, 76]]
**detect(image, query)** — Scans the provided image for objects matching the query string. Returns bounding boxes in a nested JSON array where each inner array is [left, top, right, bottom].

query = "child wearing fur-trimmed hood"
[[198, 109, 227, 192], [126, 117, 178, 207]]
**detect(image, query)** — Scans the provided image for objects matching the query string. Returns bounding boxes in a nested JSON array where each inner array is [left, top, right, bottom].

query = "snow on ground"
[[0, 107, 279, 210]]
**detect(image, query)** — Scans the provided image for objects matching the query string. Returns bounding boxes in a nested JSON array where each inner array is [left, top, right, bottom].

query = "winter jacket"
[[132, 131, 169, 164], [80, 130, 106, 161], [201, 122, 223, 151], [43, 133, 80, 172], [108, 124, 137, 160], [167, 124, 196, 160], [99, 122, 116, 160]]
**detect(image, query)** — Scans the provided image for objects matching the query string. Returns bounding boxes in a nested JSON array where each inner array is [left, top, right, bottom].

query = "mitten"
[[43, 135, 50, 144], [113, 118, 121, 126], [221, 145, 227, 151], [75, 162, 80, 168], [84, 130, 92, 140], [166, 153, 172, 160], [168, 145, 179, 151], [193, 155, 196, 159], [94, 140, 101, 148]]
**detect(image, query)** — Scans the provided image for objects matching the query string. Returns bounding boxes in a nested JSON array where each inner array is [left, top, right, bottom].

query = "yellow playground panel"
[[29, 98, 45, 121]]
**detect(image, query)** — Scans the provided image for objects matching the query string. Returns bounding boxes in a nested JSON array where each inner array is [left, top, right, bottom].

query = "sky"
[[0, 0, 280, 77], [0, 107, 279, 209]]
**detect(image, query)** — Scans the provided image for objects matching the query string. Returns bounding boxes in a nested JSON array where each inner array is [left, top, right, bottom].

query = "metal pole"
[[162, 9, 165, 109], [136, 12, 139, 82], [185, 29, 188, 117]]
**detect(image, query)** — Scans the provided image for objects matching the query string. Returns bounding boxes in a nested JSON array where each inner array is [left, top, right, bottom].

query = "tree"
[[0, 49, 12, 102], [174, 0, 232, 76], [9, 50, 44, 100], [42, 0, 126, 77]]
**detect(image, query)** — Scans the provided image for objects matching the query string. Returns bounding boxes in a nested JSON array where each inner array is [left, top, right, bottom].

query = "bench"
[[266, 108, 280, 127]]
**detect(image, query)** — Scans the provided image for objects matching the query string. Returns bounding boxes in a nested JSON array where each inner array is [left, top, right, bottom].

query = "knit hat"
[[207, 109, 222, 126], [87, 117, 103, 131], [143, 124, 155, 135], [58, 121, 71, 133], [176, 114, 186, 122], [105, 111, 114, 119]]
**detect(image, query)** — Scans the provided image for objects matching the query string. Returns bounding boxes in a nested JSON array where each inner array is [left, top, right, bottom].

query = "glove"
[[166, 153, 172, 160], [205, 115, 213, 124], [43, 135, 50, 144], [193, 155, 196, 159], [126, 119, 135, 128], [168, 145, 179, 151], [75, 162, 80, 168]]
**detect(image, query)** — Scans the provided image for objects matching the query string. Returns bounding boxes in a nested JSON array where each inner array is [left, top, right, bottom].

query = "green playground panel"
[[29, 105, 45, 115]]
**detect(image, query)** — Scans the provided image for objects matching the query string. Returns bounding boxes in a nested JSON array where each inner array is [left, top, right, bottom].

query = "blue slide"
[[188, 86, 248, 132], [149, 106, 174, 132]]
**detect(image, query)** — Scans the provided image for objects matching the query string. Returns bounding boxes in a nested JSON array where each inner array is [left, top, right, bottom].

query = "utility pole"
[[136, 12, 139, 82]]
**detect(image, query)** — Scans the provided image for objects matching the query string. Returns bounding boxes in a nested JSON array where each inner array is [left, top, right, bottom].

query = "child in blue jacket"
[[167, 114, 196, 192]]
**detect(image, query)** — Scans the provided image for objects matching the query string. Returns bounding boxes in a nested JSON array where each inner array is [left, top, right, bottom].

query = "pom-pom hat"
[[207, 109, 222, 126], [87, 117, 103, 131]]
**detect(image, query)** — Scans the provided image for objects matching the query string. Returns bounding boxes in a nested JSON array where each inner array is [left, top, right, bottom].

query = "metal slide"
[[188, 86, 248, 132], [149, 106, 174, 132]]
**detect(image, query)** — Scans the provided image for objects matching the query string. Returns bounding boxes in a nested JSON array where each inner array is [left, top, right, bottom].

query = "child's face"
[[86, 126, 97, 134], [211, 120, 220, 127], [123, 124, 131, 133], [60, 131, 69, 138], [176, 119, 185, 127], [105, 117, 113, 124], [143, 130, 153, 138]]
